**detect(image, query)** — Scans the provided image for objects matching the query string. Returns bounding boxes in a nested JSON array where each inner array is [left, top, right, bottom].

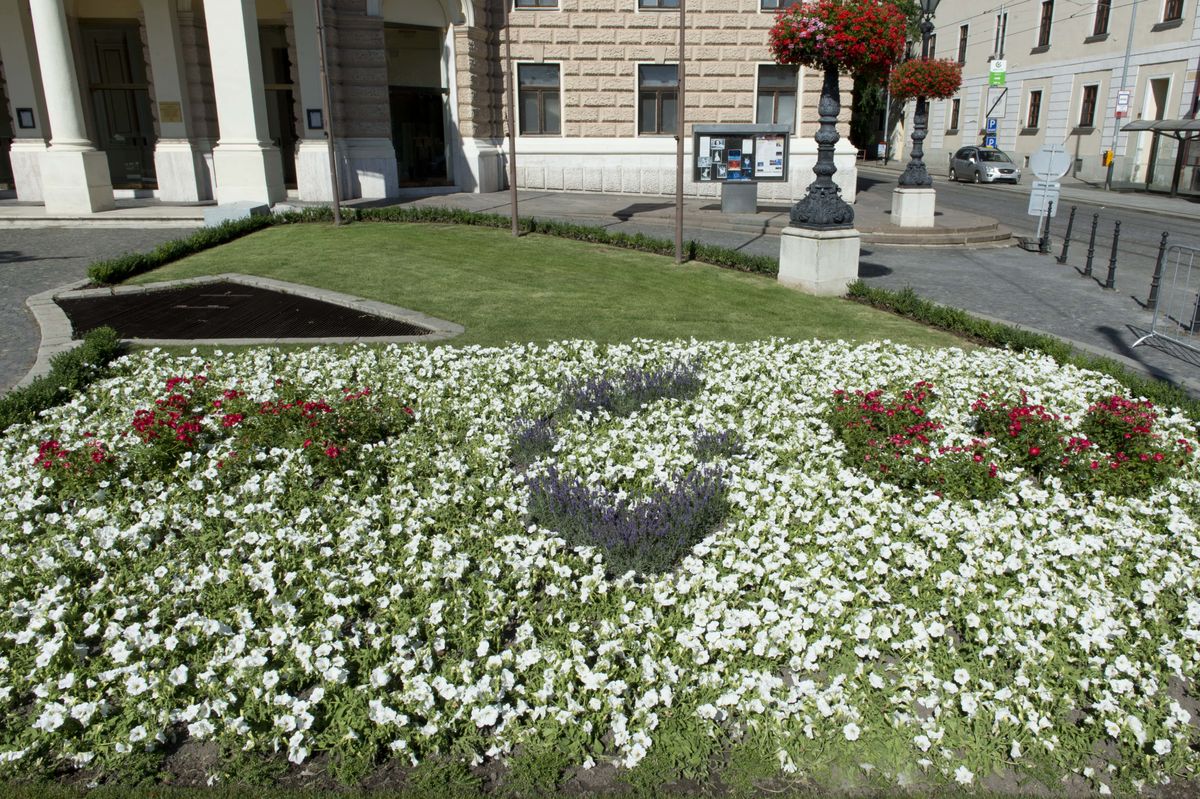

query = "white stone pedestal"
[[154, 139, 211, 202], [778, 226, 861, 296], [297, 139, 335, 201], [211, 142, 285, 206], [9, 139, 47, 202], [39, 148, 114, 214], [891, 187, 936, 228]]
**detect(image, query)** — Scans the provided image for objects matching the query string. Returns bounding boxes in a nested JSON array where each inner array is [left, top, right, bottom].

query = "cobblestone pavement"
[[0, 228, 192, 394]]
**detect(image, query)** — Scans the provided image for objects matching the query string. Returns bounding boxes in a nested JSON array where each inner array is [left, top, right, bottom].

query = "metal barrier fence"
[[1133, 245, 1200, 354]]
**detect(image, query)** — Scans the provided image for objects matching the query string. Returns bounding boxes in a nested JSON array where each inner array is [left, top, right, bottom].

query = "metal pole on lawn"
[[675, 0, 686, 264], [503, 0, 519, 237], [881, 68, 891, 165], [314, 0, 342, 225], [1104, 0, 1138, 190]]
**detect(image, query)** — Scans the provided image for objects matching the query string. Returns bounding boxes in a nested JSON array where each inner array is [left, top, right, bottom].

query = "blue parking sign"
[[984, 135, 998, 147], [986, 117, 998, 132]]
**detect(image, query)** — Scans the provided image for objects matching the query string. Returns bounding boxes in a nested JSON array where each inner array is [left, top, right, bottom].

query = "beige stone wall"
[[496, 0, 851, 139], [325, 0, 390, 140], [177, 7, 217, 142], [457, 0, 503, 141]]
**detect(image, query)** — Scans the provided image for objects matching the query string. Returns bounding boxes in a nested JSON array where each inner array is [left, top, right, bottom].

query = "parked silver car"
[[948, 146, 1021, 184]]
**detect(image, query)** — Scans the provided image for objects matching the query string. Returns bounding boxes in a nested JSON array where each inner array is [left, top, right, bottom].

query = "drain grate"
[[58, 282, 433, 340]]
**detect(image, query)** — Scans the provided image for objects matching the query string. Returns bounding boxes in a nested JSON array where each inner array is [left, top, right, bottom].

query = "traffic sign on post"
[[1029, 144, 1072, 180], [989, 59, 1007, 87], [986, 118, 998, 133], [1028, 180, 1061, 217], [1115, 89, 1131, 118], [984, 135, 998, 147]]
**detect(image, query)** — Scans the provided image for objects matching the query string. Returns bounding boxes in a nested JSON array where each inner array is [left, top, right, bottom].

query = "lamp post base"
[[777, 225, 861, 296], [890, 187, 936, 227]]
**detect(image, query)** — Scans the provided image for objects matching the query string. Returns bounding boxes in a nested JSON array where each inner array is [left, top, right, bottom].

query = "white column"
[[0, 0, 47, 200], [204, 0, 285, 205], [291, 0, 333, 200], [141, 0, 206, 202], [27, 0, 115, 212]]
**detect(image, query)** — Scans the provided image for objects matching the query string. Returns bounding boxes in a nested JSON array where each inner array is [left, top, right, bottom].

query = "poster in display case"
[[693, 124, 790, 183]]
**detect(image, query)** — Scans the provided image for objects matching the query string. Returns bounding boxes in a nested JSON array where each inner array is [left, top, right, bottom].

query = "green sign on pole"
[[988, 59, 1007, 87]]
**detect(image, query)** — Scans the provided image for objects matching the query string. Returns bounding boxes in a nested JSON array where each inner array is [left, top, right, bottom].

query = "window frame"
[[957, 25, 969, 64], [994, 12, 1008, 56], [1078, 84, 1099, 128], [1037, 0, 1054, 48], [1026, 89, 1043, 129], [1093, 0, 1111, 35], [1163, 0, 1183, 20], [759, 0, 787, 8], [637, 63, 679, 136], [754, 63, 798, 132], [637, 0, 680, 9], [948, 98, 961, 131], [516, 62, 562, 136], [514, 0, 558, 7]]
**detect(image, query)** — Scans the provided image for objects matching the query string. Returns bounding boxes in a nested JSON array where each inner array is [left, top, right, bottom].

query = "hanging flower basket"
[[888, 58, 963, 100], [768, 0, 908, 78]]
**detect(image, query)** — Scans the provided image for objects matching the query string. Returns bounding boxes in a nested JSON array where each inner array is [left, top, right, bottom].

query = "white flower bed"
[[1, 339, 1198, 793]]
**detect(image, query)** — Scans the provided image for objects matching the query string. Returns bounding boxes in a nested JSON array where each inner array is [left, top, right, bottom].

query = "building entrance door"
[[260, 26, 298, 189], [0, 77, 13, 190], [386, 25, 450, 187], [81, 22, 156, 189]]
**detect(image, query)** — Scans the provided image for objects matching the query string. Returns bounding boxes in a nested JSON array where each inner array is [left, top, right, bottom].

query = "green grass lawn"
[[126, 222, 964, 349]]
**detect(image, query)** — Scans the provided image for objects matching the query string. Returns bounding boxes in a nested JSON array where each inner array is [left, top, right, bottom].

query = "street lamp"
[[897, 0, 941, 187]]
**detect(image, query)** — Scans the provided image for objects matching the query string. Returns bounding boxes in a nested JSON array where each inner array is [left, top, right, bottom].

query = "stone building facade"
[[0, 0, 856, 214], [907, 0, 1199, 191]]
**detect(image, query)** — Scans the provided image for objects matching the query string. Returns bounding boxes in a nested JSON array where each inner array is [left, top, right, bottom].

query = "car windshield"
[[979, 151, 1012, 163]]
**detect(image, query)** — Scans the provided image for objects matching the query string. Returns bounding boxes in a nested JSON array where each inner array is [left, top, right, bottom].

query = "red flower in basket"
[[769, 0, 908, 77], [888, 58, 963, 100]]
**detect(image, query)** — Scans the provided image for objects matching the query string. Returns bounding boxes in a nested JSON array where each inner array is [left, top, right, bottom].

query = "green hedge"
[[0, 327, 125, 431], [847, 281, 1200, 421]]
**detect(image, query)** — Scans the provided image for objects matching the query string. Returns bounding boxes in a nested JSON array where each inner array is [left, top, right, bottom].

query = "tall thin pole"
[[674, 0, 686, 264], [503, 0, 519, 236], [881, 66, 891, 164], [314, 0, 342, 224], [1105, 0, 1138, 190]]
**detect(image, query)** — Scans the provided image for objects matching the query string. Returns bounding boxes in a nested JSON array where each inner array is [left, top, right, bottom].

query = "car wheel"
[[973, 170, 982, 184], [949, 167, 957, 181]]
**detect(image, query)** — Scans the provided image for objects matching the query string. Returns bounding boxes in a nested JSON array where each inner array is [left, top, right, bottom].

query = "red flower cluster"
[[888, 58, 963, 100], [768, 0, 908, 78]]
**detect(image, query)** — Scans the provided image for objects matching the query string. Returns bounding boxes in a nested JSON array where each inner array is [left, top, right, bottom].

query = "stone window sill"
[[1084, 33, 1109, 43], [945, 129, 959, 135], [1020, 127, 1039, 135], [1030, 44, 1050, 54], [1072, 126, 1097, 135], [1151, 19, 1183, 31]]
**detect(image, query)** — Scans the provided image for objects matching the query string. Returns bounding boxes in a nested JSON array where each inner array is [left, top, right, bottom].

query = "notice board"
[[692, 124, 791, 183]]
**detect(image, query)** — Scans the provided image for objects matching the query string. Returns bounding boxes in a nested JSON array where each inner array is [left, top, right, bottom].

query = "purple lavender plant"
[[526, 464, 727, 577], [561, 360, 703, 418], [510, 416, 557, 466], [693, 427, 744, 461]]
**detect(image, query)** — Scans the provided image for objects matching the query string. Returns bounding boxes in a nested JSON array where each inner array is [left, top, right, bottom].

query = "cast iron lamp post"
[[790, 63, 855, 229], [897, 0, 942, 187]]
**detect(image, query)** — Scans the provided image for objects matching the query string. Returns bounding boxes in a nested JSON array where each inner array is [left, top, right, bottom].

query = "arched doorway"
[[382, 0, 457, 188]]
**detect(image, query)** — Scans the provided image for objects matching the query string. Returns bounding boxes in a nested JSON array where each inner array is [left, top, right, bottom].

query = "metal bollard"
[[1056, 206, 1077, 264], [1039, 201, 1054, 254], [1104, 220, 1121, 290], [1147, 231, 1169, 311], [1083, 213, 1099, 277]]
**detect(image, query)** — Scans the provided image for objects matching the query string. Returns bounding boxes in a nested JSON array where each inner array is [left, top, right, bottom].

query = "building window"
[[514, 0, 557, 6], [518, 64, 560, 135], [1093, 0, 1111, 34], [638, 0, 679, 7], [926, 32, 937, 57], [1079, 84, 1098, 127], [760, 0, 786, 7], [1163, 0, 1183, 20], [1037, 0, 1053, 47], [949, 98, 961, 130], [756, 65, 798, 131], [994, 12, 1007, 55], [638, 64, 678, 135], [1026, 90, 1042, 128], [957, 25, 968, 64]]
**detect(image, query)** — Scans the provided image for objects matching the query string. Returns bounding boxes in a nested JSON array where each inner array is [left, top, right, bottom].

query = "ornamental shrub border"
[[79, 210, 1199, 425], [0, 327, 125, 432]]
